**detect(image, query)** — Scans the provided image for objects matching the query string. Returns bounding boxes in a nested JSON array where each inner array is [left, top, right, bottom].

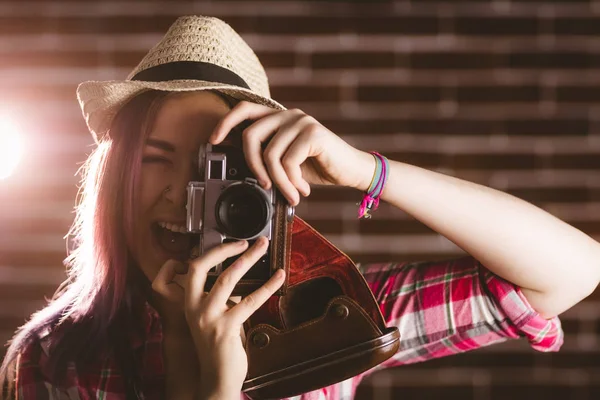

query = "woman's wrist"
[[198, 385, 239, 400], [203, 392, 239, 400], [353, 149, 378, 192], [197, 374, 241, 400]]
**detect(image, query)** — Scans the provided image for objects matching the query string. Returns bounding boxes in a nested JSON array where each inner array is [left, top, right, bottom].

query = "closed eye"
[[142, 156, 172, 165]]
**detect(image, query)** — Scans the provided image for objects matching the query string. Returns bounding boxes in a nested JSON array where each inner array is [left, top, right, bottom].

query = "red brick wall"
[[0, 1, 599, 399]]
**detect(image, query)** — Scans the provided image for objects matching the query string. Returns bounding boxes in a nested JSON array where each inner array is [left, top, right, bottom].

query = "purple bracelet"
[[357, 152, 388, 219]]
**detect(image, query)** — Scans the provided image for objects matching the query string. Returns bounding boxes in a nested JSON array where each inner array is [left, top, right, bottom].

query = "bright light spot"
[[0, 116, 24, 179]]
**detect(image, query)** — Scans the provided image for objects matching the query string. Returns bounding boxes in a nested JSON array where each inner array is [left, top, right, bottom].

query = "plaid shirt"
[[16, 256, 563, 399]]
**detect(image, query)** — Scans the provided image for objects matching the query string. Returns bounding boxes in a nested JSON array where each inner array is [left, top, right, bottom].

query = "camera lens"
[[215, 183, 271, 239]]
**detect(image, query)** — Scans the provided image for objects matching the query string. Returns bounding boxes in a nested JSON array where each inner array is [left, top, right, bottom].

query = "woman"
[[1, 15, 598, 400]]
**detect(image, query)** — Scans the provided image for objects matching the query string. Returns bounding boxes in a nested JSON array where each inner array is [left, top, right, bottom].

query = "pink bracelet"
[[357, 152, 389, 219]]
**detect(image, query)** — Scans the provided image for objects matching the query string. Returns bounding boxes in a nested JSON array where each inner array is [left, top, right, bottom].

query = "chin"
[[132, 245, 162, 282]]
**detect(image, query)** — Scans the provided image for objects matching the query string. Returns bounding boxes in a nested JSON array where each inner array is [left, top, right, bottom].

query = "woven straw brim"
[[77, 79, 287, 143]]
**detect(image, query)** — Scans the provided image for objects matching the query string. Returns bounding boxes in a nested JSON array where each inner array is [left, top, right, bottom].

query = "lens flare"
[[0, 116, 23, 180]]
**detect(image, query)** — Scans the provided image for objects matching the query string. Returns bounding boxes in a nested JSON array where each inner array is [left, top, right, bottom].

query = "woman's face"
[[132, 91, 231, 282]]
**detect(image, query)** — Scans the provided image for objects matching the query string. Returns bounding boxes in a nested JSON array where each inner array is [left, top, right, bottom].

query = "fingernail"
[[303, 183, 311, 196], [174, 262, 189, 274], [189, 244, 200, 259]]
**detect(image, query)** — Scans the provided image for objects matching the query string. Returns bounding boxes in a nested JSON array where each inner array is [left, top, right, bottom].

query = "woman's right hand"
[[152, 236, 286, 398]]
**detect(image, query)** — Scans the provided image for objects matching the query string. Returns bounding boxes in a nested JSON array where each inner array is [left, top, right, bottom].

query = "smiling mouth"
[[152, 222, 201, 261]]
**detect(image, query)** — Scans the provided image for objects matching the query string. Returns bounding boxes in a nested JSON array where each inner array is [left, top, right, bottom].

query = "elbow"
[[577, 243, 600, 302], [573, 255, 600, 307], [529, 242, 600, 319], [534, 269, 600, 319], [578, 270, 600, 304]]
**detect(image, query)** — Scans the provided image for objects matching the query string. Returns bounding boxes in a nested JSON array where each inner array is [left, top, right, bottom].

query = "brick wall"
[[0, 1, 599, 399]]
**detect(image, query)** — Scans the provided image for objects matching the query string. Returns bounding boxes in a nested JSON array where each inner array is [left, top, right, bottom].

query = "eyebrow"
[[145, 138, 175, 152]]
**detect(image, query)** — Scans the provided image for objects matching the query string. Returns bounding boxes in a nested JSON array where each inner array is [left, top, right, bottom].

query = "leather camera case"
[[240, 202, 400, 399]]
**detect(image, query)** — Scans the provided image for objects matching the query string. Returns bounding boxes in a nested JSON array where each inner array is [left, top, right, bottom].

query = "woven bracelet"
[[357, 151, 389, 219]]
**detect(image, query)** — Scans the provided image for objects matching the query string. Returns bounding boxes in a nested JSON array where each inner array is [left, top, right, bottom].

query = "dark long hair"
[[0, 89, 177, 399]]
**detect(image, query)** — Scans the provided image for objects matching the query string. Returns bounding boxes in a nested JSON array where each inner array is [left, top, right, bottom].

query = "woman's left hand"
[[209, 101, 374, 206]]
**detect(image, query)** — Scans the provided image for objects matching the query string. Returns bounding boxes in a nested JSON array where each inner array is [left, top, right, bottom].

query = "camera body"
[[186, 121, 294, 296]]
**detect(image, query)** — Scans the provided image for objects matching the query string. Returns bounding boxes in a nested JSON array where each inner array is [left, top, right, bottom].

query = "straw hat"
[[76, 15, 287, 143]]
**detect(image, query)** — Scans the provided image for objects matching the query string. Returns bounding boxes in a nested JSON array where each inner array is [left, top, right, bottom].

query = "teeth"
[[158, 221, 189, 234]]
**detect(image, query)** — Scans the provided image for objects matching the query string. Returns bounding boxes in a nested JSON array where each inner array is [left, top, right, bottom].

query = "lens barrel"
[[215, 182, 271, 239]]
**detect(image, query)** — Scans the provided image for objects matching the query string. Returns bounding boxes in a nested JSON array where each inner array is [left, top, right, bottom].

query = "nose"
[[164, 162, 202, 209]]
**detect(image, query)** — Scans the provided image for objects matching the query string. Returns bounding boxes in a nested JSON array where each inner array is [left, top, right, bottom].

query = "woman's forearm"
[[197, 384, 239, 400], [354, 151, 600, 318]]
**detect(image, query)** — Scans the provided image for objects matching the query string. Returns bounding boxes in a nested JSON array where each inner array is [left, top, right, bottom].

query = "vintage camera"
[[186, 121, 294, 296]]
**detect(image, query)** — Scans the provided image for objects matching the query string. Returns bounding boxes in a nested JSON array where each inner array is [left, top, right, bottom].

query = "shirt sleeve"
[[15, 338, 81, 400], [356, 256, 564, 374]]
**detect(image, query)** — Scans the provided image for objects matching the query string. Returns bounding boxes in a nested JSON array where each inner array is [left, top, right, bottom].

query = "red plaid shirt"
[[15, 256, 563, 399]]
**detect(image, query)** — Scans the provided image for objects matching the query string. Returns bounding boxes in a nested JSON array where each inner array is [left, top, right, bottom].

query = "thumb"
[[152, 259, 186, 304]]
